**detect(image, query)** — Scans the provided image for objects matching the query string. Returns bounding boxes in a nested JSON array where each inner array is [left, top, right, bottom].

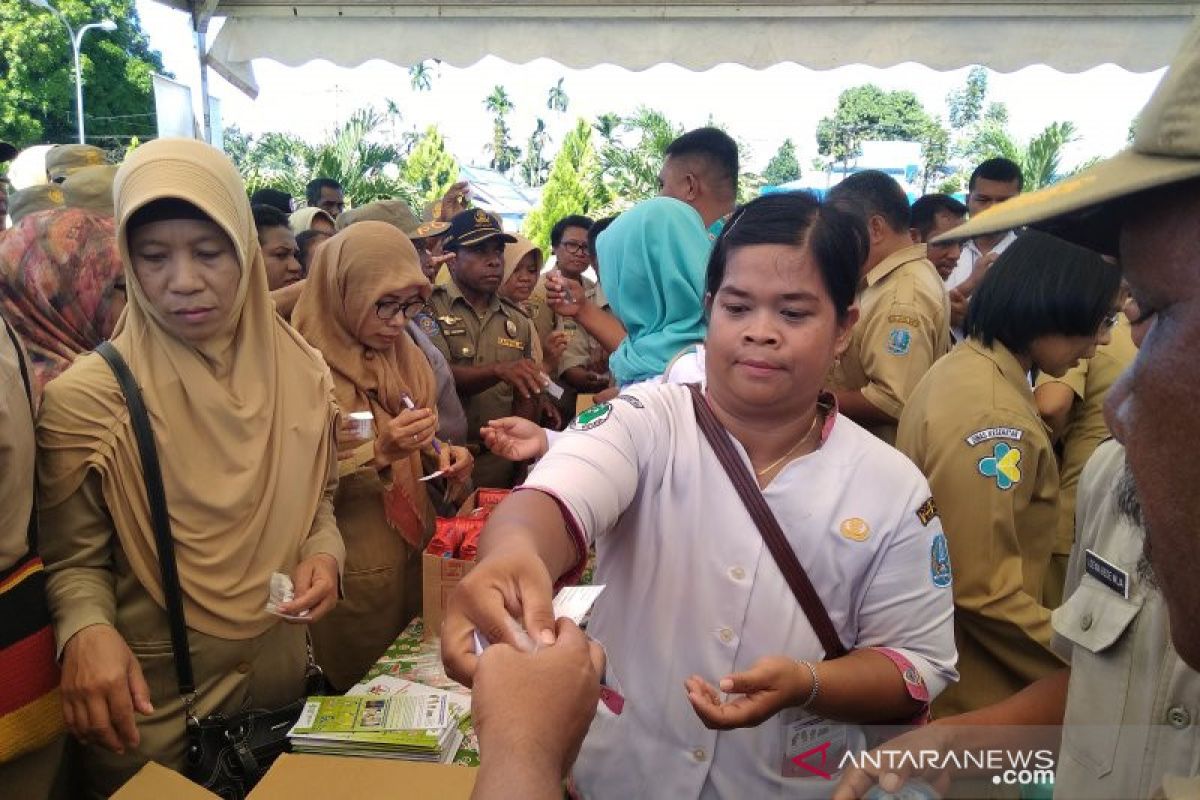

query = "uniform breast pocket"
[[442, 331, 476, 363], [1053, 580, 1143, 777]]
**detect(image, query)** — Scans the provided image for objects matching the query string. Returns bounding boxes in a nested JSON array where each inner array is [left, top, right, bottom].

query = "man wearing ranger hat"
[[836, 19, 1200, 800], [44, 144, 107, 184], [8, 184, 65, 225], [425, 208, 542, 488], [60, 164, 118, 216]]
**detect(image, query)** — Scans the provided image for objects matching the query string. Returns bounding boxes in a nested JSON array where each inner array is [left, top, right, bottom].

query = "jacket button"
[[236, 662, 251, 674], [1079, 612, 1093, 631], [1167, 706, 1191, 729]]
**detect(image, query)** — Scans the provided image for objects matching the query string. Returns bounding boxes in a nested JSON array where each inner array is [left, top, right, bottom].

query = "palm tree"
[[483, 86, 519, 176], [973, 120, 1078, 191], [547, 78, 569, 115], [592, 113, 621, 144], [409, 61, 433, 92], [521, 118, 550, 187], [484, 85, 514, 118]]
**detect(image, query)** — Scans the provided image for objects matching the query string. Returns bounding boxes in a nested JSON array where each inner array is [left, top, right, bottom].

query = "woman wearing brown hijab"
[[292, 221, 472, 690], [35, 139, 344, 797]]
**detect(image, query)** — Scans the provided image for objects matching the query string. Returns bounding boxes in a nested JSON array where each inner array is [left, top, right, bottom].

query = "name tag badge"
[[1085, 549, 1130, 599], [497, 337, 524, 350]]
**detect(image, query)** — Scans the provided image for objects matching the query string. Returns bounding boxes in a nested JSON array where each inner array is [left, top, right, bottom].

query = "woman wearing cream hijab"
[[292, 221, 472, 690], [36, 139, 344, 796]]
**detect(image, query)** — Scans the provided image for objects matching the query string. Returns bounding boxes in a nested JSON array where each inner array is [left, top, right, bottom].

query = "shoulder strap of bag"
[[95, 341, 196, 697], [4, 319, 38, 552], [686, 383, 848, 659]]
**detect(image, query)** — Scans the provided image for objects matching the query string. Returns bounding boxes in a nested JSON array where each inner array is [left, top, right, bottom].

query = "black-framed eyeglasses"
[[1100, 310, 1121, 330], [558, 241, 588, 256], [376, 298, 428, 322]]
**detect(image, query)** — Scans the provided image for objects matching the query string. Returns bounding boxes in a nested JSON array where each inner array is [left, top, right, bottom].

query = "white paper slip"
[[419, 469, 447, 482], [553, 584, 606, 625], [473, 585, 606, 654], [545, 380, 565, 400]]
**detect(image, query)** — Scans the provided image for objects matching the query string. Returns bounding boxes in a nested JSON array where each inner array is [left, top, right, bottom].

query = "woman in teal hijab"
[[596, 196, 712, 386]]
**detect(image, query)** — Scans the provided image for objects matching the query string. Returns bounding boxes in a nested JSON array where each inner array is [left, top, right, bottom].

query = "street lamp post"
[[25, 0, 117, 144]]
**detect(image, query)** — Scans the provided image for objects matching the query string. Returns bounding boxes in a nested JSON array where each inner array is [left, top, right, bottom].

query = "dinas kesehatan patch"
[[978, 442, 1023, 490], [571, 402, 613, 431]]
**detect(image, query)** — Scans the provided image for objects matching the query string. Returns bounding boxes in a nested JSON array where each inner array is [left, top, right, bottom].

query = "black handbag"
[[96, 342, 325, 799]]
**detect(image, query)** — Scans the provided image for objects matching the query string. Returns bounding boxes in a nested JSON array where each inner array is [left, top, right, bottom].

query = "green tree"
[[763, 138, 801, 185], [593, 112, 621, 143], [523, 119, 602, 251], [403, 126, 459, 206], [229, 107, 419, 206], [816, 85, 934, 173], [409, 61, 433, 92], [483, 86, 520, 175], [597, 107, 682, 206], [520, 118, 550, 187], [918, 120, 952, 192], [971, 120, 1079, 190], [946, 66, 988, 129], [1, 0, 167, 148], [547, 78, 569, 115]]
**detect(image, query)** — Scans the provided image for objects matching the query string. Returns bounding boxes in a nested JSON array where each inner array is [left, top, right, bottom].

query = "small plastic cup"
[[348, 411, 375, 440]]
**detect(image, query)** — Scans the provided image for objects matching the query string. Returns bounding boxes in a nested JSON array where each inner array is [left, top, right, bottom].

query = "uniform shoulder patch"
[[615, 394, 644, 409], [571, 402, 613, 431], [886, 327, 912, 356], [915, 497, 938, 527], [930, 532, 952, 588], [414, 311, 439, 337], [977, 442, 1022, 490]]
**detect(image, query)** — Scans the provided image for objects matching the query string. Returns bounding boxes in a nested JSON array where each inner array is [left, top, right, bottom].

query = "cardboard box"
[[422, 489, 511, 641], [113, 755, 476, 799]]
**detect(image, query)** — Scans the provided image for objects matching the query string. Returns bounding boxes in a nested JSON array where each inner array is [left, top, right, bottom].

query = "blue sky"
[[137, 1, 1164, 174]]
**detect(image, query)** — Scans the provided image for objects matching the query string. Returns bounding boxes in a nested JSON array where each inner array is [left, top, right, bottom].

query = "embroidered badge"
[[964, 427, 1024, 446], [497, 337, 523, 350], [615, 394, 644, 409], [570, 402, 613, 431], [839, 517, 870, 542], [978, 442, 1023, 490], [886, 327, 912, 356], [888, 313, 920, 327], [930, 533, 952, 588], [437, 314, 461, 327], [505, 318, 518, 337], [915, 497, 938, 527], [415, 312, 439, 337]]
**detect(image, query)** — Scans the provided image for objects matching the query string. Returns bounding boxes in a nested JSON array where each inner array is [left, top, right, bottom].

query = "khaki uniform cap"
[[60, 165, 118, 216], [936, 19, 1200, 255], [336, 199, 450, 239], [45, 144, 107, 183], [9, 185, 66, 223]]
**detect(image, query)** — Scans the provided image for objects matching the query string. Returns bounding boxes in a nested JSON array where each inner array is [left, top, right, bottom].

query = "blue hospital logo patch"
[[886, 327, 912, 356], [930, 533, 952, 588], [978, 442, 1023, 490]]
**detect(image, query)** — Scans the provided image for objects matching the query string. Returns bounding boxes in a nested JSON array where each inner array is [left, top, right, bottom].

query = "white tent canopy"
[[166, 1, 1199, 99]]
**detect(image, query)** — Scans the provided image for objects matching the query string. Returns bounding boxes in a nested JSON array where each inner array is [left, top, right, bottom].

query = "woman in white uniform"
[[443, 193, 958, 799]]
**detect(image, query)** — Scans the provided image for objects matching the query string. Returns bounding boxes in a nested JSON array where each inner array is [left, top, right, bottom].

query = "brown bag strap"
[[687, 383, 848, 659]]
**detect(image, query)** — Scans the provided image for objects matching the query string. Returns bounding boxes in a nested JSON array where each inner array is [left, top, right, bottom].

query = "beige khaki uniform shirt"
[[0, 319, 35, 570], [427, 280, 534, 487], [1053, 440, 1200, 799], [829, 244, 950, 445], [896, 338, 1064, 716], [1034, 316, 1136, 605]]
